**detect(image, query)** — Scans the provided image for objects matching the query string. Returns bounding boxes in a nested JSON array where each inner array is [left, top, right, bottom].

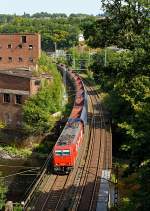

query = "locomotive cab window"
[[63, 150, 70, 155], [55, 150, 62, 156]]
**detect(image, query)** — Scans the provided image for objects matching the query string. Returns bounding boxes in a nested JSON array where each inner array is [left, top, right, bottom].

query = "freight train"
[[52, 64, 88, 173]]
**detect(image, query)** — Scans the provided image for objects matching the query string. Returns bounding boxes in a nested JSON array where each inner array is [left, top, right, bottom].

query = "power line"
[[0, 168, 40, 179], [0, 164, 40, 169]]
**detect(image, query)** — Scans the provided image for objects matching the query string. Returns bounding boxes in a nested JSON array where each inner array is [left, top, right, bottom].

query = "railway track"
[[65, 82, 108, 211], [24, 77, 112, 211]]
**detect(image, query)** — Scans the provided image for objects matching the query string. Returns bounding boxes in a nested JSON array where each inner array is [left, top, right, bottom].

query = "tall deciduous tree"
[[82, 0, 150, 209], [82, 0, 149, 50]]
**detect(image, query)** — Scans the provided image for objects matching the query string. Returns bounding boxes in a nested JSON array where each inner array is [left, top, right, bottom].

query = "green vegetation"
[[0, 145, 32, 158], [0, 121, 5, 129], [0, 13, 95, 51], [66, 47, 92, 73], [0, 173, 7, 209], [82, 0, 149, 51], [13, 203, 22, 211], [22, 53, 64, 134], [0, 7, 149, 209], [82, 0, 150, 210]]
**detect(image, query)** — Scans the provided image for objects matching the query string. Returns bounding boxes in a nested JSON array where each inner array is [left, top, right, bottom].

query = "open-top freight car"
[[52, 64, 87, 173]]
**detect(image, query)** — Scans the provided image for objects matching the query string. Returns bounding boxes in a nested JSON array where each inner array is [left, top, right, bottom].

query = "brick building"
[[0, 33, 41, 70], [0, 69, 52, 128]]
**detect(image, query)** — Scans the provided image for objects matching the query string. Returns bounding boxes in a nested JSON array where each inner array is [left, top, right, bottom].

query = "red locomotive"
[[52, 65, 87, 173]]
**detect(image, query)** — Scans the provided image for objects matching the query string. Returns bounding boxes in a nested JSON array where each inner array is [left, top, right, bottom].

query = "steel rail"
[[23, 152, 53, 209], [77, 82, 105, 211], [88, 90, 106, 211], [23, 66, 88, 210], [58, 81, 103, 211], [61, 77, 110, 211], [56, 84, 94, 210], [23, 69, 112, 211]]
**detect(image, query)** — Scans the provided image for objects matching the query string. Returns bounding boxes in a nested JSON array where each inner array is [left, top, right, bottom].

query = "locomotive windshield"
[[55, 149, 70, 156], [63, 150, 70, 155], [55, 150, 62, 156]]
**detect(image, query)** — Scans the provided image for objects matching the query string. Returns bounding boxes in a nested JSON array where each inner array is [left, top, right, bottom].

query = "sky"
[[0, 0, 102, 16]]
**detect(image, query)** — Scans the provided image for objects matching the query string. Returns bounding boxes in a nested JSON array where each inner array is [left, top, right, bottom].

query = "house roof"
[[0, 68, 52, 80], [0, 33, 39, 35]]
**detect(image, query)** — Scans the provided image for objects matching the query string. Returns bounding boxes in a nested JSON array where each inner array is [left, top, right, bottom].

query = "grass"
[[0, 145, 32, 158]]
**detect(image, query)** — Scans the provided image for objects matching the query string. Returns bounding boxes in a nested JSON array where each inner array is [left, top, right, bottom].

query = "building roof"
[[0, 33, 39, 35], [0, 68, 52, 80]]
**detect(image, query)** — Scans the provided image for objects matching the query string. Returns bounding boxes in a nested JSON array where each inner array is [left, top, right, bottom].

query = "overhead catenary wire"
[[0, 168, 41, 179], [0, 164, 40, 169], [23, 152, 53, 205]]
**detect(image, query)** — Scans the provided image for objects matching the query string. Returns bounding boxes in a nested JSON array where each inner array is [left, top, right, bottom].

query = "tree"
[[101, 0, 150, 50], [82, 0, 150, 50], [84, 0, 150, 209], [23, 53, 64, 134], [0, 14, 88, 51]]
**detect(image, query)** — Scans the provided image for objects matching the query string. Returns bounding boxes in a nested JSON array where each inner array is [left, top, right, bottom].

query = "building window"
[[0, 57, 2, 61], [4, 113, 12, 125], [18, 57, 23, 62], [16, 95, 22, 104], [3, 93, 10, 103], [18, 44, 22, 48], [35, 80, 41, 86], [29, 57, 33, 62], [8, 44, 12, 48], [29, 45, 33, 49], [21, 36, 26, 43], [8, 57, 12, 62]]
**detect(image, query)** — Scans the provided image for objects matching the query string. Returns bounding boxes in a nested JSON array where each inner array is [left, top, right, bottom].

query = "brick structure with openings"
[[0, 33, 41, 70], [0, 69, 52, 128]]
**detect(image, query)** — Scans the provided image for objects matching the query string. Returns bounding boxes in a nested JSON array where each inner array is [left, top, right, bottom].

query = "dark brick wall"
[[0, 74, 40, 128], [0, 74, 30, 91], [0, 33, 42, 128]]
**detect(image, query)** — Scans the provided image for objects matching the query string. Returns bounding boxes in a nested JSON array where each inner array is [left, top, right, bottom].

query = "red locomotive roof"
[[56, 122, 81, 146]]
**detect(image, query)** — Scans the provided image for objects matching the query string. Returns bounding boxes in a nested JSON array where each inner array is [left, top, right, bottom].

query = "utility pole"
[[88, 49, 91, 67], [114, 165, 118, 207], [73, 57, 76, 69], [104, 47, 107, 67], [54, 42, 57, 53], [63, 66, 67, 87], [54, 42, 57, 62], [73, 46, 76, 69]]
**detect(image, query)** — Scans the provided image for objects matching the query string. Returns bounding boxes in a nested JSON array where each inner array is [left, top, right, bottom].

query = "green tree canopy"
[[82, 0, 149, 50]]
